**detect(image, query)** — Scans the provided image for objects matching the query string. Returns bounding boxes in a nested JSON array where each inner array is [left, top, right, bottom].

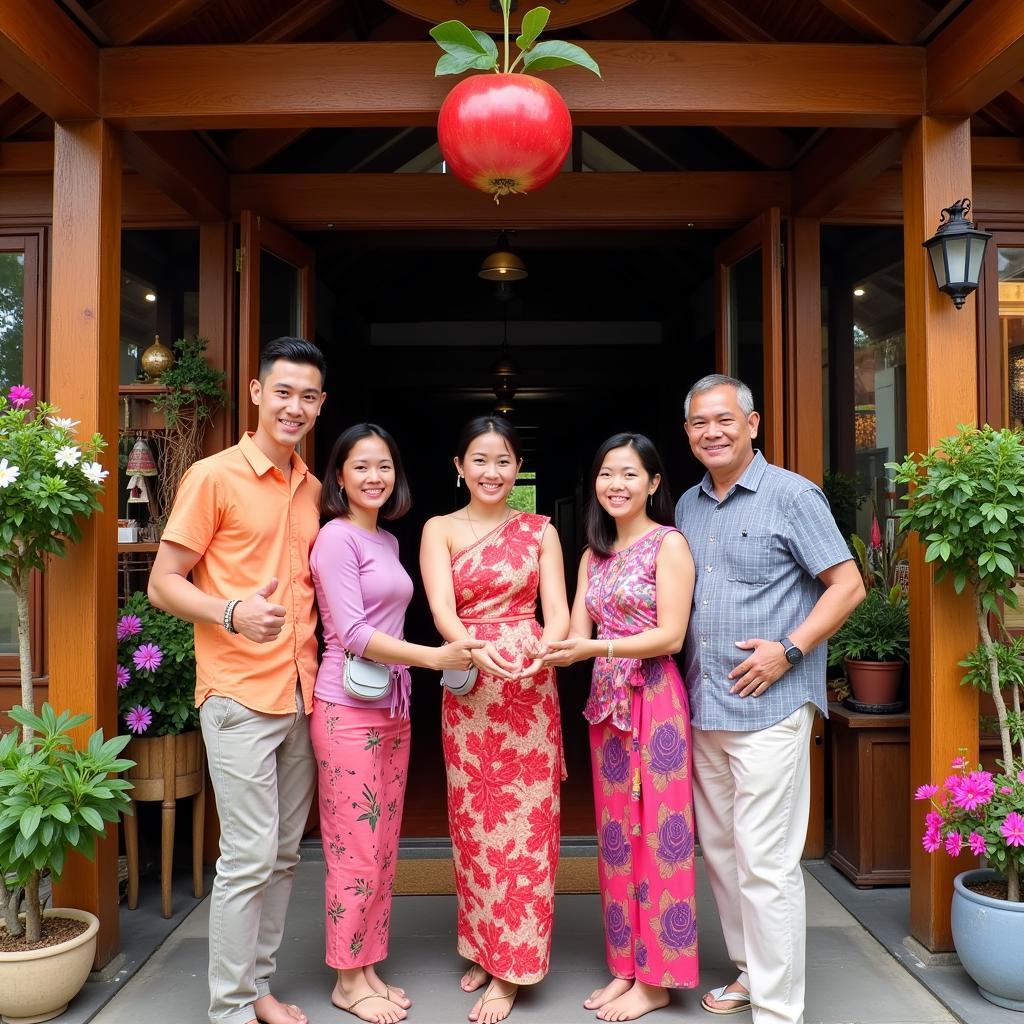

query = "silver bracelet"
[[223, 599, 242, 635]]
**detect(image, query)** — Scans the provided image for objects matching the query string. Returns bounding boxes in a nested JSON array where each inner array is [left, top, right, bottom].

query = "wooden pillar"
[[902, 116, 979, 952], [47, 120, 122, 968], [786, 216, 826, 859], [198, 221, 234, 456]]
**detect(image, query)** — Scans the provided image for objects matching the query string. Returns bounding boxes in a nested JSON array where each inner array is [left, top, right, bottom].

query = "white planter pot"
[[952, 869, 1024, 1011], [0, 908, 99, 1024]]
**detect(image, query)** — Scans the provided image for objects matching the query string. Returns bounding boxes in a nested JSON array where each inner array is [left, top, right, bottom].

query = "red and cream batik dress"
[[443, 511, 564, 984]]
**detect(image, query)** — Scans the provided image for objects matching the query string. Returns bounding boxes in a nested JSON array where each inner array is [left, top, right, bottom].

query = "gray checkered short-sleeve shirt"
[[674, 451, 852, 732]]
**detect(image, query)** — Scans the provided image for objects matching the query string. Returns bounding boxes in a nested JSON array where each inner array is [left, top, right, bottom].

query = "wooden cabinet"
[[827, 703, 911, 887]]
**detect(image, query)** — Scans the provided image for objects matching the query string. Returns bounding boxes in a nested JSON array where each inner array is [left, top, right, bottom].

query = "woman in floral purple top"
[[543, 433, 698, 1021]]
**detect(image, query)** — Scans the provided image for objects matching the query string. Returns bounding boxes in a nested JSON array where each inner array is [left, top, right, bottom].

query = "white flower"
[[54, 445, 82, 468], [47, 416, 79, 432], [81, 461, 108, 486], [0, 458, 20, 488]]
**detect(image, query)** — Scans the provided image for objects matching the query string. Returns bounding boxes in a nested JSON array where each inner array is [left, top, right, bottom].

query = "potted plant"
[[0, 383, 132, 1020], [429, 0, 600, 200], [892, 425, 1024, 1009], [827, 586, 909, 706], [149, 336, 226, 522], [0, 705, 134, 1024], [116, 590, 205, 917]]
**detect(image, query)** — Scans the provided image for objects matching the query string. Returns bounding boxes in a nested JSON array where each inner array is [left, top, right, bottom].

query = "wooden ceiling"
[[0, 0, 1022, 214]]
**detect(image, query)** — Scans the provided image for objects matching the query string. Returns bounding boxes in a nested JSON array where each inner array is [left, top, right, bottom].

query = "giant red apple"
[[438, 73, 572, 200]]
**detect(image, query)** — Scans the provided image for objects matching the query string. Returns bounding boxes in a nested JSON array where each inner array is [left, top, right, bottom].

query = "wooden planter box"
[[827, 703, 910, 887], [123, 730, 205, 918]]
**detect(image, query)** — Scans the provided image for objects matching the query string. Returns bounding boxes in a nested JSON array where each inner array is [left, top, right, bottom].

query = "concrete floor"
[[84, 858, 956, 1024]]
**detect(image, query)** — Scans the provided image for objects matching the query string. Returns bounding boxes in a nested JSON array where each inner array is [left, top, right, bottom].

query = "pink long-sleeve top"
[[310, 517, 414, 717]]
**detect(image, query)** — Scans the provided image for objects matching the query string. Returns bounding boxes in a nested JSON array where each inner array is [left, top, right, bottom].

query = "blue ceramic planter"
[[952, 868, 1024, 1011]]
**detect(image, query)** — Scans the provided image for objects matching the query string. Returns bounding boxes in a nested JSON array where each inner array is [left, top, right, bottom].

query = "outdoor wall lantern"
[[922, 198, 991, 310], [479, 232, 528, 282]]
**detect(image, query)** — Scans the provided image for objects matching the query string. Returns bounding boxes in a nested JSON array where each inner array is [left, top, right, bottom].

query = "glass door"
[[238, 211, 316, 459], [714, 209, 784, 463]]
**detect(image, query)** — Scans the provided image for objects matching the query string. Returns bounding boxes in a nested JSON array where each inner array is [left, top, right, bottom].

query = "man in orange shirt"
[[149, 337, 326, 1024]]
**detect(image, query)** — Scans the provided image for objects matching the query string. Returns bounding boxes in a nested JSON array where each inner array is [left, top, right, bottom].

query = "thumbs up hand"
[[231, 578, 287, 643]]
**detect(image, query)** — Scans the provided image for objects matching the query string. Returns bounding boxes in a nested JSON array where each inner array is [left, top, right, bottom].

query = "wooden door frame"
[[714, 208, 785, 463], [237, 210, 316, 444]]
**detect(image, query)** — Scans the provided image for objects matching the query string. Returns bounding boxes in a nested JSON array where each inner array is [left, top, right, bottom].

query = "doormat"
[[394, 856, 599, 896]]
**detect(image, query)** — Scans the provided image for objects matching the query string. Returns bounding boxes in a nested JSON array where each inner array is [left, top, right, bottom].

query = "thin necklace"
[[465, 503, 512, 541]]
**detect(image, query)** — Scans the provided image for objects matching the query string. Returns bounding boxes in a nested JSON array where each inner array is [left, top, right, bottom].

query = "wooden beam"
[[816, 0, 932, 45], [224, 128, 309, 173], [793, 128, 902, 217], [230, 171, 791, 228], [686, 0, 775, 42], [716, 127, 797, 169], [928, 0, 1024, 116], [0, 141, 53, 173], [972, 134, 1024, 169], [0, 0, 98, 120], [0, 99, 46, 141], [247, 0, 339, 43], [832, 167, 1024, 221], [89, 0, 211, 47], [121, 131, 228, 221], [902, 116, 978, 953], [385, 0, 635, 32], [47, 119, 122, 968], [100, 42, 925, 129], [0, 171, 192, 224]]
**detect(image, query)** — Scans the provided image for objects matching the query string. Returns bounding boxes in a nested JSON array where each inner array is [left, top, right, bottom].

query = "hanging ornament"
[[125, 437, 157, 507], [430, 1, 600, 201]]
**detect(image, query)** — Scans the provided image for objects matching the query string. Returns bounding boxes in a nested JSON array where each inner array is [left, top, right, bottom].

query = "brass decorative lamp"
[[140, 335, 176, 380], [479, 232, 528, 282]]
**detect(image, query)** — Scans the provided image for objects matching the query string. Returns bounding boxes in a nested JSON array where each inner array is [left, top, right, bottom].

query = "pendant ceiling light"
[[479, 232, 528, 282]]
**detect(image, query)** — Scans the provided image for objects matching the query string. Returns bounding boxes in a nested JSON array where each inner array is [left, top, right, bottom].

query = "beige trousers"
[[692, 704, 814, 1024], [200, 687, 315, 1024]]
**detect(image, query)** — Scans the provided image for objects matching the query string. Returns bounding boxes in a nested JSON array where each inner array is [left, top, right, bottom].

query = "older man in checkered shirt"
[[675, 374, 864, 1024]]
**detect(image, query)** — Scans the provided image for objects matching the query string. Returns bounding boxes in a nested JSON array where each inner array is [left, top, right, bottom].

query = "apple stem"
[[502, 0, 510, 73]]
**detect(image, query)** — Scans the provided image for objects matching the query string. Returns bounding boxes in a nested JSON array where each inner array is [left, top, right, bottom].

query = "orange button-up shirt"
[[161, 433, 321, 715]]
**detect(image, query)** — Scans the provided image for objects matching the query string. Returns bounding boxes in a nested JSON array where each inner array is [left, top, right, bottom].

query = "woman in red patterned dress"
[[420, 416, 569, 1024]]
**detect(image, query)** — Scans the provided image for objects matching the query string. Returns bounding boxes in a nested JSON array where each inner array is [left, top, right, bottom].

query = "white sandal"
[[701, 984, 751, 1015]]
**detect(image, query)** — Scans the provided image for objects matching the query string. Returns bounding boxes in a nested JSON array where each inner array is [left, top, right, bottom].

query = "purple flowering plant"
[[117, 590, 198, 737], [891, 426, 1024, 902]]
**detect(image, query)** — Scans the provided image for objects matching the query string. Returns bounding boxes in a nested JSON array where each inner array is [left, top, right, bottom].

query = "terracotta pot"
[[844, 658, 904, 705], [0, 908, 99, 1024]]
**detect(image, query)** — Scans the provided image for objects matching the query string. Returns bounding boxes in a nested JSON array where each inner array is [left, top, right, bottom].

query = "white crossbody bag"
[[343, 651, 392, 701]]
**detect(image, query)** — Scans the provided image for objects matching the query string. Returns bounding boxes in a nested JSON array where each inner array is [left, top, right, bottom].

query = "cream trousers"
[[692, 703, 814, 1024], [200, 687, 315, 1024]]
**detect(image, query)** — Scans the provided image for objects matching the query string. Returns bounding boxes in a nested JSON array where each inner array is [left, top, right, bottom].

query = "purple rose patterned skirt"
[[589, 657, 698, 988]]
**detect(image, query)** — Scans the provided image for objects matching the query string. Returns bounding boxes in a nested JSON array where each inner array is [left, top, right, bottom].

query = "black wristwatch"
[[779, 637, 804, 666]]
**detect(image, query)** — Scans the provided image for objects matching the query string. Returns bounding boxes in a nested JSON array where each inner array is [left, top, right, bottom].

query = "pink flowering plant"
[[116, 590, 199, 737], [0, 385, 107, 727], [891, 425, 1024, 901], [916, 751, 1024, 882]]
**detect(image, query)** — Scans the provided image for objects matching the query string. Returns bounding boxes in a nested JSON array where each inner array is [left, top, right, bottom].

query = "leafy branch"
[[430, 0, 600, 78]]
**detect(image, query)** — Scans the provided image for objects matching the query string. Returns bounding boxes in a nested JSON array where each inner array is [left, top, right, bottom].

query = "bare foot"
[[462, 962, 490, 992], [332, 977, 407, 1024], [253, 995, 307, 1024], [584, 977, 633, 1010], [365, 964, 412, 1009], [701, 980, 750, 1013], [470, 979, 518, 1024], [596, 981, 669, 1022]]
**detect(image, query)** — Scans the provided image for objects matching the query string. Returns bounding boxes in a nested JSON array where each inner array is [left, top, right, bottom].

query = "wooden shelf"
[[117, 542, 160, 554], [119, 383, 169, 396]]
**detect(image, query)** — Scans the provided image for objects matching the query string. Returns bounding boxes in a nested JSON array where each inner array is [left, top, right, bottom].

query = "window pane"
[[1000, 247, 1024, 430], [0, 251, 25, 393], [260, 250, 301, 347], [0, 250, 25, 655]]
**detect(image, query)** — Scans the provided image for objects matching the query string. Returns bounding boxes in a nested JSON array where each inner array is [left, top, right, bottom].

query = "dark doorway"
[[307, 229, 725, 836]]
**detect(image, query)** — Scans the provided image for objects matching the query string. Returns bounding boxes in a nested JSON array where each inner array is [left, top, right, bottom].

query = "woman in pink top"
[[310, 424, 481, 1024]]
